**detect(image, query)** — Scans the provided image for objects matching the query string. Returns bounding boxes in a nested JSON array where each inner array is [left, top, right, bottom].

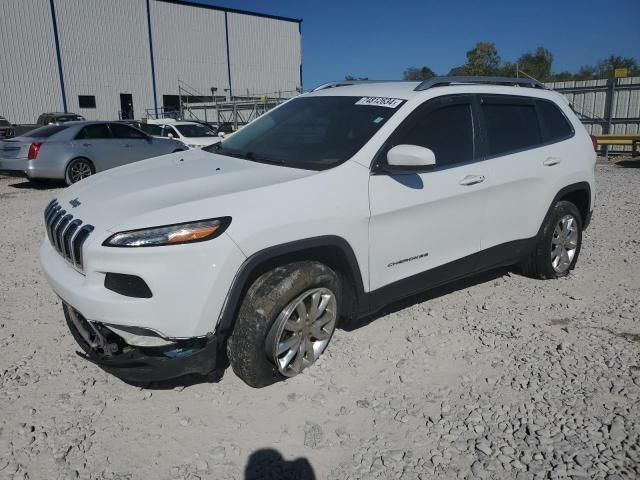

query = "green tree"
[[549, 71, 574, 82], [516, 47, 553, 81], [573, 65, 598, 81], [447, 65, 468, 76], [595, 55, 639, 77], [464, 42, 501, 76], [403, 66, 436, 81]]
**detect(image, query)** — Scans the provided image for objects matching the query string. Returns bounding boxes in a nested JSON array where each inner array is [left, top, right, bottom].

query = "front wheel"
[[522, 200, 583, 279], [227, 261, 341, 388], [65, 158, 94, 185]]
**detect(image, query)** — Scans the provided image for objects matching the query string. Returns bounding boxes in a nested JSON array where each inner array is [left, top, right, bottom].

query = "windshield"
[[23, 125, 69, 138], [203, 96, 404, 170], [175, 124, 217, 138]]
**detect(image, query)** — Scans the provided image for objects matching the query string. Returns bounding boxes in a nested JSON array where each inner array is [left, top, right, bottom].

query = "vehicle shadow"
[[244, 448, 316, 480], [340, 267, 510, 332], [614, 159, 640, 168], [8, 179, 63, 190]]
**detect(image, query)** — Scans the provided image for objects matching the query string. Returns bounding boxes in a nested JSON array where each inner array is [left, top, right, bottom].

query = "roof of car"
[[42, 112, 81, 116], [306, 79, 566, 104]]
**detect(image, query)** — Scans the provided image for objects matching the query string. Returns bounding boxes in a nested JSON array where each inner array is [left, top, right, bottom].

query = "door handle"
[[543, 157, 562, 166], [459, 174, 486, 186]]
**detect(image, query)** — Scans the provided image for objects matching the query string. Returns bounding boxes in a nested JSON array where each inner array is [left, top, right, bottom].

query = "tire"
[[522, 200, 583, 279], [65, 158, 95, 186], [227, 261, 341, 388]]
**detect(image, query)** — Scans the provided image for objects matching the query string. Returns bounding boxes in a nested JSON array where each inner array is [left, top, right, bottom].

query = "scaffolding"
[[145, 80, 299, 130]]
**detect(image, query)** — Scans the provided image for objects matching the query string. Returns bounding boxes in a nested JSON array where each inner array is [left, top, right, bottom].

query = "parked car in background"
[[116, 120, 167, 139], [0, 116, 14, 139], [0, 121, 185, 185], [158, 121, 222, 148], [37, 112, 85, 126], [189, 121, 219, 136]]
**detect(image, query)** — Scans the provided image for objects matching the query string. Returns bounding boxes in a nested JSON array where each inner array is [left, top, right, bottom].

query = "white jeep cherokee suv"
[[40, 77, 596, 387]]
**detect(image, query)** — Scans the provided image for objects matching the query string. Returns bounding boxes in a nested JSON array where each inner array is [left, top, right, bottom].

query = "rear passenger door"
[[477, 95, 573, 250], [73, 123, 119, 172]]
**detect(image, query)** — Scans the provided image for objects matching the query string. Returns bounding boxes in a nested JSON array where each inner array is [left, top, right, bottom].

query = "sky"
[[202, 0, 640, 90]]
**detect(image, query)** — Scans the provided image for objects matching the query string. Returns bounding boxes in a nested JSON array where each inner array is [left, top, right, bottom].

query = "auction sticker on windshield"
[[355, 97, 403, 108]]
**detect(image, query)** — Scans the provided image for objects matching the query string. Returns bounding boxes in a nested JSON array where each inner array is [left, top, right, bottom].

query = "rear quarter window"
[[537, 100, 573, 142]]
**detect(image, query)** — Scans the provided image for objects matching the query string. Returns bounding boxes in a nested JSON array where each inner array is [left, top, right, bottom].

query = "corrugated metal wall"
[[0, 0, 63, 124], [53, 0, 154, 121], [0, 0, 302, 123], [150, 1, 228, 104], [545, 77, 640, 139], [227, 13, 302, 98]]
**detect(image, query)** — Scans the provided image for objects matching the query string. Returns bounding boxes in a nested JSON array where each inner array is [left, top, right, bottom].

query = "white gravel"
[[1, 162, 639, 480]]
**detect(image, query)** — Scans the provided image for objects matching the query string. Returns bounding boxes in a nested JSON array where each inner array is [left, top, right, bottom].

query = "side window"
[[76, 124, 111, 139], [160, 126, 177, 138], [141, 124, 162, 136], [110, 123, 146, 139], [537, 100, 573, 142], [392, 101, 474, 167], [481, 99, 541, 156]]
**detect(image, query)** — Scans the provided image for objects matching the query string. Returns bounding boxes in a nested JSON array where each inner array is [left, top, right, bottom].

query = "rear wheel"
[[65, 158, 94, 185], [227, 261, 341, 388], [522, 200, 582, 279]]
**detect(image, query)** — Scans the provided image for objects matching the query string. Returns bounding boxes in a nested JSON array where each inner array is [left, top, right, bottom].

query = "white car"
[[40, 77, 596, 387], [157, 121, 221, 149]]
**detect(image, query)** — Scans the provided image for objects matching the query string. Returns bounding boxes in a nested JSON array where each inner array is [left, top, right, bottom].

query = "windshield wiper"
[[242, 151, 286, 165]]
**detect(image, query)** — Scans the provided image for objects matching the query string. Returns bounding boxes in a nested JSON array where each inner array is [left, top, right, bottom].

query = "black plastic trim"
[[360, 237, 536, 317], [216, 235, 365, 336], [63, 304, 216, 382], [547, 182, 592, 231], [105, 273, 153, 299]]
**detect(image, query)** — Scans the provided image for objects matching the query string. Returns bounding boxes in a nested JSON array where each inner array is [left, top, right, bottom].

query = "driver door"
[[368, 95, 489, 292]]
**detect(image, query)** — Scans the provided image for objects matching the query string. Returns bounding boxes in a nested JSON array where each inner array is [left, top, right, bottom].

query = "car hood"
[[183, 137, 221, 146], [55, 150, 316, 232]]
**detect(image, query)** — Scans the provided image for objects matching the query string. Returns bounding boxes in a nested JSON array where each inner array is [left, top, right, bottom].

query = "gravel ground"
[[0, 162, 639, 480]]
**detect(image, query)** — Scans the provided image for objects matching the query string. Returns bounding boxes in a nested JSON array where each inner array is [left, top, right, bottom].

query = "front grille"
[[44, 199, 94, 272]]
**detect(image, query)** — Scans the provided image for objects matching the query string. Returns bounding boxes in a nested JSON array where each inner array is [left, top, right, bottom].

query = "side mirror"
[[167, 132, 174, 139], [387, 145, 436, 168]]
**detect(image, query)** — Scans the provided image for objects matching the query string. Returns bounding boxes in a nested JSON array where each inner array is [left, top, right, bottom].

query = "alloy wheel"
[[267, 287, 337, 377], [550, 214, 578, 273], [69, 160, 93, 183]]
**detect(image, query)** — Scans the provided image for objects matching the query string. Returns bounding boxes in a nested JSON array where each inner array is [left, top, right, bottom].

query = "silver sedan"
[[0, 121, 186, 185]]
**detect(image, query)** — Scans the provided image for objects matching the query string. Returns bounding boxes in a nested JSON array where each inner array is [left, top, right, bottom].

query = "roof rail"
[[312, 80, 405, 91], [414, 76, 546, 91]]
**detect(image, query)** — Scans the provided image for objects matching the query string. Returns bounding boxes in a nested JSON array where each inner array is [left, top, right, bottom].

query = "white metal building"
[[0, 0, 302, 123]]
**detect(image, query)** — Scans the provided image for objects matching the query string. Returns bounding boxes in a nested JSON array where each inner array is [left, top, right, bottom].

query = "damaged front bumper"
[[63, 303, 218, 383]]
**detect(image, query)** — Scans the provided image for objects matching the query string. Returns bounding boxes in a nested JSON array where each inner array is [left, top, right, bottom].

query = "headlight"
[[103, 217, 231, 247]]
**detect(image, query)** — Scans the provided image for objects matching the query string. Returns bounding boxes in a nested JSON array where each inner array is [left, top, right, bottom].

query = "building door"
[[163, 95, 180, 117], [120, 93, 134, 120]]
